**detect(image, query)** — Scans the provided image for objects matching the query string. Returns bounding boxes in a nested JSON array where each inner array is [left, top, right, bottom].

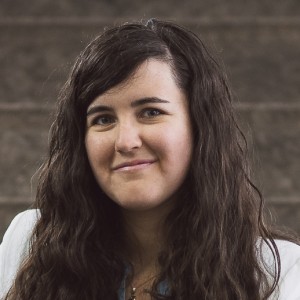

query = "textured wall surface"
[[0, 1, 300, 240]]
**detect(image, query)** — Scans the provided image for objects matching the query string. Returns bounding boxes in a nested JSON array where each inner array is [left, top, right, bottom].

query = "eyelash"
[[90, 108, 164, 127], [90, 115, 115, 126], [139, 108, 163, 118]]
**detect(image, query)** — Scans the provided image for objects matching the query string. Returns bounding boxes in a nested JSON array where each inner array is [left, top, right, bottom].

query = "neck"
[[122, 203, 171, 274]]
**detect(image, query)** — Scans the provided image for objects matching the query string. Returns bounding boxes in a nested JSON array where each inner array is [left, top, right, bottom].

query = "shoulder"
[[0, 209, 40, 297], [1, 209, 40, 253], [274, 239, 300, 268], [275, 240, 300, 299], [260, 239, 300, 266], [259, 239, 300, 299]]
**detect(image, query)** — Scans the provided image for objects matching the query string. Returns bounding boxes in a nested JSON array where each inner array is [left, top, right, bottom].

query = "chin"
[[118, 200, 161, 212], [110, 194, 159, 210], [115, 194, 175, 213]]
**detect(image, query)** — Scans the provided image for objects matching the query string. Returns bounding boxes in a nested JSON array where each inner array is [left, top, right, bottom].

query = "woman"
[[0, 19, 300, 300]]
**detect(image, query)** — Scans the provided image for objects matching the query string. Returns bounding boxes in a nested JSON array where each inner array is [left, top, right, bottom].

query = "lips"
[[112, 159, 156, 171]]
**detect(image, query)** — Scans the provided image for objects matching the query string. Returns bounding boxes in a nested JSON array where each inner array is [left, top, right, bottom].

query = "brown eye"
[[141, 108, 163, 118], [92, 115, 115, 126]]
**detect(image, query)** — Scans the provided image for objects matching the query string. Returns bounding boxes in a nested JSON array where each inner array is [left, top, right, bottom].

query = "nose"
[[114, 121, 142, 153]]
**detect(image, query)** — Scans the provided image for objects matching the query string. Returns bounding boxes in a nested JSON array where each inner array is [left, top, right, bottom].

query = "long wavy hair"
[[6, 19, 296, 300]]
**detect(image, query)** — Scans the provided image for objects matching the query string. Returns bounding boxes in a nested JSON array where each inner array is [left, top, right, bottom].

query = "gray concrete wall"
[[1, 1, 300, 240]]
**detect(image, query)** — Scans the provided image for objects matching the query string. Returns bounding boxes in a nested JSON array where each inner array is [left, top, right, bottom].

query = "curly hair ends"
[[5, 19, 297, 300]]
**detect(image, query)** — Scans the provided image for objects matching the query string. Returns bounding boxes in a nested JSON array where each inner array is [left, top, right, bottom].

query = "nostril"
[[114, 131, 142, 153]]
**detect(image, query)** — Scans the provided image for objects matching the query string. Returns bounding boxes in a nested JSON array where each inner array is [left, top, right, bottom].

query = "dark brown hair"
[[6, 19, 297, 300]]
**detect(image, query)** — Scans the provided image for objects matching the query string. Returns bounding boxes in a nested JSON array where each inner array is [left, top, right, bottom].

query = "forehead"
[[88, 59, 183, 107]]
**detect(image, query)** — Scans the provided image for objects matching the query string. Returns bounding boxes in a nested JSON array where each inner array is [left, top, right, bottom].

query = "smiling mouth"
[[112, 160, 156, 172]]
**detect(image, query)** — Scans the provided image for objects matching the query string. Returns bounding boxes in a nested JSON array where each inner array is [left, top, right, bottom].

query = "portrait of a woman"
[[0, 19, 300, 300]]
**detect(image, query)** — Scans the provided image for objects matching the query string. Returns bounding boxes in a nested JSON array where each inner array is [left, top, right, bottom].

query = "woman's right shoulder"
[[2, 209, 40, 243], [0, 209, 40, 297], [0, 209, 40, 259]]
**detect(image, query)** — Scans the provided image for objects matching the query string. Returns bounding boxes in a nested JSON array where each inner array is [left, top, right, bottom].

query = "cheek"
[[152, 126, 193, 169], [85, 134, 113, 171]]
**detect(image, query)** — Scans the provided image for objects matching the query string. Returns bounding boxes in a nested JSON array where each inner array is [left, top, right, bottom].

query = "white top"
[[1, 210, 300, 299]]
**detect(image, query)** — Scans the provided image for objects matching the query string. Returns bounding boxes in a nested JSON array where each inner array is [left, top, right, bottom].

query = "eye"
[[140, 108, 163, 118], [91, 115, 115, 126]]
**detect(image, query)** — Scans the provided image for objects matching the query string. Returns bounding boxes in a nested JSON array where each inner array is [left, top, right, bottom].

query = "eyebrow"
[[86, 97, 170, 116]]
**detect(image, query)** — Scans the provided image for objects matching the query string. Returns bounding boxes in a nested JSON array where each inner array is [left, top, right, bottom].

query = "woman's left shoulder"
[[274, 239, 300, 259], [273, 239, 300, 275], [261, 239, 300, 276], [259, 239, 300, 264], [261, 239, 300, 299], [276, 240, 300, 299]]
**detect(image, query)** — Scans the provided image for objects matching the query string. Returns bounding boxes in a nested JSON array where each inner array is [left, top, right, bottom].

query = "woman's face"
[[85, 59, 193, 211]]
